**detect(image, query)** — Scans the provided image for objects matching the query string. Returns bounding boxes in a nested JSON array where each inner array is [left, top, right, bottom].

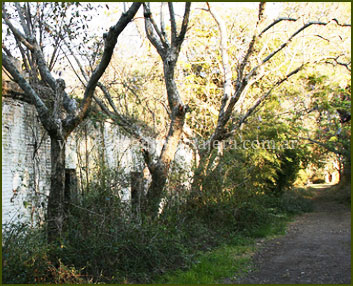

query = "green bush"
[[278, 192, 314, 214], [2, 222, 86, 284], [3, 160, 314, 284]]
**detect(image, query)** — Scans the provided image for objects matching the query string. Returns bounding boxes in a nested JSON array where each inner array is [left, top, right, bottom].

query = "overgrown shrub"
[[3, 159, 314, 284], [2, 222, 87, 284]]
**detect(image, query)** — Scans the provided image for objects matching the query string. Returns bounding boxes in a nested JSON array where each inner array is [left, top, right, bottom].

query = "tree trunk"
[[143, 63, 187, 217], [47, 137, 66, 243], [144, 163, 168, 216], [190, 148, 215, 193], [141, 3, 191, 217], [65, 168, 78, 208], [131, 171, 144, 215], [340, 161, 351, 186]]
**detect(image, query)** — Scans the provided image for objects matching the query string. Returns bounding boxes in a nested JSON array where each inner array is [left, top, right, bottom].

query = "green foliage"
[[60, 186, 195, 283], [200, 113, 311, 199], [3, 162, 314, 284], [323, 184, 351, 206], [156, 242, 254, 284], [2, 223, 87, 284]]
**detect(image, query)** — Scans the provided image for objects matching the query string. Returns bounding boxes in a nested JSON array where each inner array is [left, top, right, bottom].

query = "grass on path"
[[155, 236, 255, 284], [155, 217, 290, 284]]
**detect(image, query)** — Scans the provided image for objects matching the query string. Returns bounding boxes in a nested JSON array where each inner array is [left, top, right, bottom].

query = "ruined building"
[[2, 71, 193, 225]]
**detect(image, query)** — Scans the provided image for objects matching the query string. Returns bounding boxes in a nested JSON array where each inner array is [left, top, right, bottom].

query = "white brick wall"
[[2, 98, 51, 225]]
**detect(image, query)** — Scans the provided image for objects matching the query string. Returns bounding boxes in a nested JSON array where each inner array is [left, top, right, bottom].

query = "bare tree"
[[89, 3, 191, 217], [42, 2, 192, 217], [2, 2, 142, 241], [192, 2, 351, 186], [65, 2, 350, 215], [141, 2, 191, 216]]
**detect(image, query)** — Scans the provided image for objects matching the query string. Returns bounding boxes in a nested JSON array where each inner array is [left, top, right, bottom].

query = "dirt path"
[[227, 185, 351, 284]]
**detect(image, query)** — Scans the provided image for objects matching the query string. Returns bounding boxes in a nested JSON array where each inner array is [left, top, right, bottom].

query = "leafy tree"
[[298, 74, 351, 183]]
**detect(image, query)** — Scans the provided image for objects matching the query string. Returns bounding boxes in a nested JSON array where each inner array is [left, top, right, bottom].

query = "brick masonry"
[[2, 97, 51, 225]]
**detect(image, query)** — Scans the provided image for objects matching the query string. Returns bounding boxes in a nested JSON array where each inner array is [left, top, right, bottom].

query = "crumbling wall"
[[1, 96, 136, 225], [2, 97, 51, 225]]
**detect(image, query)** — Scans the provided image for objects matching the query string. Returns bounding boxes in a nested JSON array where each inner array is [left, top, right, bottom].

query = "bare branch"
[[14, 3, 30, 37], [160, 2, 168, 44], [63, 40, 120, 116], [14, 39, 31, 74], [48, 38, 62, 71], [77, 2, 142, 122], [3, 5, 78, 114], [92, 95, 114, 117], [324, 56, 351, 72], [259, 17, 297, 37], [61, 47, 87, 86], [33, 45, 80, 119], [206, 3, 232, 121], [93, 95, 150, 145], [262, 21, 326, 64], [245, 20, 349, 81], [62, 39, 89, 82], [2, 53, 52, 128], [236, 2, 266, 83], [2, 8, 34, 50], [331, 18, 351, 27], [176, 2, 191, 47], [146, 4, 169, 48], [168, 2, 177, 45], [97, 82, 119, 114], [234, 64, 305, 130], [2, 45, 15, 61], [314, 34, 330, 42], [25, 2, 33, 36], [143, 3, 166, 57]]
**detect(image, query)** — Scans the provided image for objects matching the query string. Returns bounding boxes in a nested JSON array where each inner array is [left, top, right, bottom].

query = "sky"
[[2, 2, 283, 89], [93, 2, 281, 29], [59, 2, 283, 89], [88, 2, 282, 57]]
